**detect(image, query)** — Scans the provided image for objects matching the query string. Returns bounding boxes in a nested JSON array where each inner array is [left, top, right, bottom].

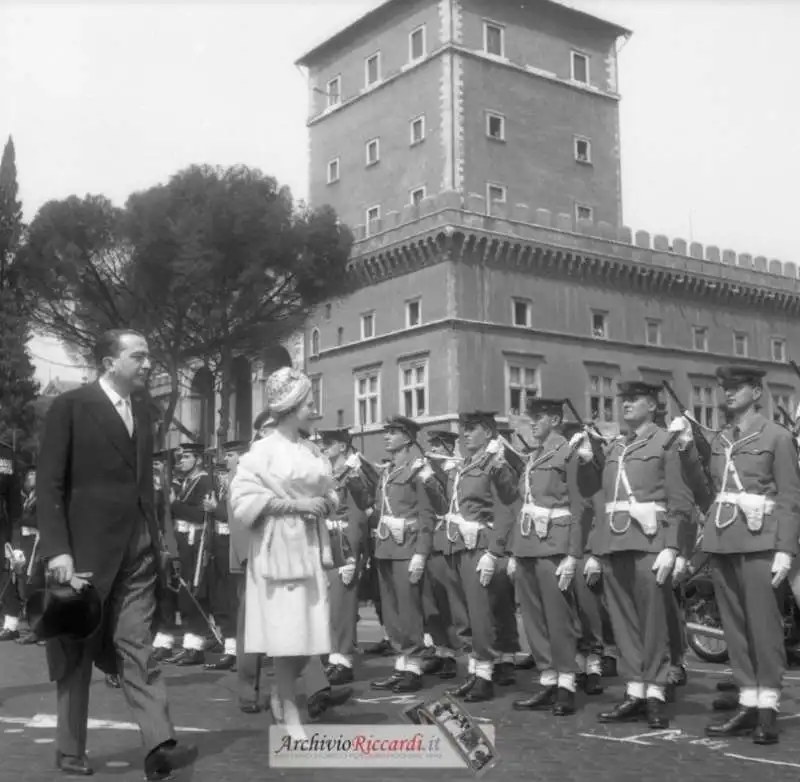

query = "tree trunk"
[[159, 359, 182, 449], [216, 348, 233, 459]]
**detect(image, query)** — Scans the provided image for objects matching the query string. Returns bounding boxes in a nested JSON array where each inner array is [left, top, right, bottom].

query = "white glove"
[[486, 438, 501, 455], [345, 452, 360, 470], [555, 555, 577, 591], [569, 432, 593, 463], [408, 554, 426, 584], [339, 562, 357, 586], [673, 555, 688, 581], [772, 552, 793, 588], [584, 556, 602, 586], [668, 416, 693, 446], [506, 556, 517, 578], [652, 548, 677, 585], [476, 552, 496, 587], [7, 548, 26, 573]]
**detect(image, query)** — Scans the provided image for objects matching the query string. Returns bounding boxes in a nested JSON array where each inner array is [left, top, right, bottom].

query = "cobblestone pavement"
[[3, 611, 800, 782]]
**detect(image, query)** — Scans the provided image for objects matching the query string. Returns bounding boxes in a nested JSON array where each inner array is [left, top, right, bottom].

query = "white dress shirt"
[[99, 376, 134, 437]]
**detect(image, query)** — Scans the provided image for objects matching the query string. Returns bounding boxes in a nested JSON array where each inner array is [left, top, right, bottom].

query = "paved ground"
[[3, 610, 800, 782]]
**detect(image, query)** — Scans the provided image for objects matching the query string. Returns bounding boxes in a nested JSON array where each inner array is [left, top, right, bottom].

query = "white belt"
[[174, 519, 202, 545], [215, 522, 229, 536], [326, 519, 347, 532], [21, 527, 38, 537], [445, 514, 492, 549], [715, 491, 775, 532], [520, 504, 571, 539], [377, 515, 415, 544], [604, 501, 665, 514]]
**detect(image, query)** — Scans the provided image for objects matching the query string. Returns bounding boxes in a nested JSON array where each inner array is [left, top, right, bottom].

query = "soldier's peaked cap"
[[427, 429, 459, 444], [222, 440, 249, 454], [152, 449, 170, 460], [384, 415, 420, 437], [177, 442, 205, 455], [459, 411, 498, 428], [526, 397, 565, 415], [318, 428, 353, 444], [617, 380, 662, 398], [716, 365, 767, 386]]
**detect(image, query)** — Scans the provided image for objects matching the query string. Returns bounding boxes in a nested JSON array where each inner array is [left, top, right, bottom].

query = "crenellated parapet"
[[345, 190, 798, 309]]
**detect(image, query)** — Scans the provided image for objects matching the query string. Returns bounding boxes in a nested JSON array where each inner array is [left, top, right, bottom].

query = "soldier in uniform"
[[576, 381, 694, 729], [370, 415, 436, 693], [0, 464, 37, 643], [166, 442, 215, 665], [509, 399, 583, 716], [445, 412, 521, 703], [318, 429, 376, 685], [671, 366, 800, 744], [0, 442, 22, 637], [420, 429, 468, 680]]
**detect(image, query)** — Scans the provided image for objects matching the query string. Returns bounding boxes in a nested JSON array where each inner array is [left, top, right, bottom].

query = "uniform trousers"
[[175, 528, 210, 642], [515, 557, 579, 676], [209, 533, 236, 642], [56, 519, 173, 756], [573, 558, 606, 658], [710, 552, 785, 696], [327, 565, 361, 665], [602, 551, 672, 691], [666, 586, 687, 665], [1, 533, 39, 619], [423, 552, 470, 654], [376, 558, 426, 671]]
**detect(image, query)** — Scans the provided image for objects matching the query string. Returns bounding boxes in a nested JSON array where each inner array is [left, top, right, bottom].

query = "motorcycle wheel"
[[684, 574, 730, 664], [687, 629, 729, 665]]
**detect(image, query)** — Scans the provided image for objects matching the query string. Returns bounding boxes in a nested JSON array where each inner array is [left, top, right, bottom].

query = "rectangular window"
[[355, 370, 381, 426], [591, 311, 608, 339], [365, 52, 381, 87], [365, 138, 380, 166], [406, 298, 421, 328], [327, 158, 339, 184], [410, 186, 426, 206], [487, 182, 507, 204], [571, 51, 589, 84], [772, 393, 793, 424], [310, 375, 322, 415], [733, 332, 748, 358], [336, 409, 344, 427], [692, 384, 716, 429], [574, 136, 591, 163], [646, 319, 661, 346], [410, 115, 425, 145], [400, 360, 428, 418], [512, 298, 531, 327], [326, 76, 341, 108], [486, 112, 505, 141], [484, 22, 504, 57], [409, 25, 426, 62], [360, 311, 375, 340], [507, 364, 540, 415], [589, 374, 615, 423], [772, 337, 786, 363], [366, 205, 380, 235], [692, 326, 708, 352], [576, 203, 593, 221]]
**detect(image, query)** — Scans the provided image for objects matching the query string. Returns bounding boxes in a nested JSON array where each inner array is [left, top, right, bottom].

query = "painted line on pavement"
[[0, 714, 209, 733], [724, 753, 800, 769], [686, 666, 800, 683], [578, 732, 654, 746]]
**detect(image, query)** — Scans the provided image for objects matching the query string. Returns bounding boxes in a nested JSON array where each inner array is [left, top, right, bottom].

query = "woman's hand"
[[294, 497, 329, 518]]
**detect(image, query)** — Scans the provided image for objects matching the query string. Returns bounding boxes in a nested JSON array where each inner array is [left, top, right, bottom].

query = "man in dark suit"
[[38, 329, 197, 780]]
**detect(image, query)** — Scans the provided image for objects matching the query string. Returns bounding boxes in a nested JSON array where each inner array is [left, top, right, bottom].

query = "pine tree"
[[0, 136, 39, 457]]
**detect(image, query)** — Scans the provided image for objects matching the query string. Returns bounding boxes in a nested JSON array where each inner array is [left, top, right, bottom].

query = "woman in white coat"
[[230, 367, 337, 734]]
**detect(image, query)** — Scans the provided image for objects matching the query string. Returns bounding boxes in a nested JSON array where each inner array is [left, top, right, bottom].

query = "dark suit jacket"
[[37, 381, 169, 680]]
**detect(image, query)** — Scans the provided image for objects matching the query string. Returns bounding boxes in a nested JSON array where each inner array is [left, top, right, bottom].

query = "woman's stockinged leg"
[[272, 656, 310, 734]]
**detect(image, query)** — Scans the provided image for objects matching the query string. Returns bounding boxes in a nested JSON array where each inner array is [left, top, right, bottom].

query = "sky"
[[3, 0, 799, 383]]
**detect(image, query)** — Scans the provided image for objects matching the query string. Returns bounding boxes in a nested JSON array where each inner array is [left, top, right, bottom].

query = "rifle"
[[662, 382, 714, 487], [192, 508, 212, 594], [563, 398, 606, 463]]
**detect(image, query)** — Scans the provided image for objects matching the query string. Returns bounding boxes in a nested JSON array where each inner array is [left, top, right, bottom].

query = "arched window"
[[311, 328, 321, 356]]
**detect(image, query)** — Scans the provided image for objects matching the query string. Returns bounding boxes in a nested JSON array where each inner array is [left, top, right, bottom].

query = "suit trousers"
[[423, 552, 470, 653], [56, 519, 174, 757], [327, 566, 360, 659], [710, 552, 786, 690], [602, 551, 672, 687]]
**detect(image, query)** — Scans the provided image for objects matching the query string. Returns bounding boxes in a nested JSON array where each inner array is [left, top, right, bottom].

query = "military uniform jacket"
[[0, 444, 21, 548], [171, 470, 213, 528], [509, 432, 583, 559], [327, 474, 369, 567], [701, 414, 800, 556], [11, 488, 37, 546], [373, 456, 436, 561], [578, 423, 694, 556], [444, 446, 519, 557], [430, 460, 459, 555]]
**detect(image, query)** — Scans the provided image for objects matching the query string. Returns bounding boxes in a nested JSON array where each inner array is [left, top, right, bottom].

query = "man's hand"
[[668, 416, 693, 447], [47, 554, 75, 585], [652, 548, 677, 585], [339, 561, 357, 586], [476, 552, 496, 587], [408, 554, 426, 584], [569, 432, 593, 463], [555, 555, 577, 591], [772, 552, 793, 588], [673, 555, 689, 582], [584, 556, 602, 588]]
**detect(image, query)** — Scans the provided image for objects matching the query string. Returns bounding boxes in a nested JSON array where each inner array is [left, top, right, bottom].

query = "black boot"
[[712, 693, 739, 711], [552, 687, 576, 717], [646, 698, 669, 729], [437, 658, 458, 680], [716, 678, 738, 692], [492, 662, 516, 686], [363, 639, 393, 655], [513, 686, 557, 711], [515, 654, 536, 670], [583, 673, 604, 696], [393, 672, 423, 693], [447, 676, 476, 698], [422, 657, 445, 675], [464, 677, 494, 703], [151, 647, 173, 663], [204, 654, 236, 671], [371, 671, 404, 690], [327, 664, 355, 686], [601, 656, 618, 678], [752, 709, 779, 745], [174, 649, 205, 667], [598, 697, 645, 723], [705, 707, 758, 737]]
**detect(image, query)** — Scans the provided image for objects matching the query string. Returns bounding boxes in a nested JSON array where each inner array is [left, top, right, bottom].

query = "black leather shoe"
[[371, 672, 404, 690], [422, 655, 442, 675], [151, 647, 173, 663], [175, 650, 205, 667], [582, 673, 604, 695], [307, 686, 353, 720], [0, 628, 20, 641], [553, 687, 576, 716], [447, 676, 476, 698], [753, 709, 779, 745], [713, 693, 739, 711], [16, 631, 40, 645], [705, 707, 758, 737], [204, 654, 236, 671], [598, 697, 645, 723], [327, 664, 355, 686], [513, 686, 557, 711], [515, 654, 536, 670], [646, 698, 669, 729], [56, 750, 94, 776], [239, 703, 261, 714], [363, 639, 393, 655], [393, 672, 423, 693], [492, 662, 516, 686], [601, 656, 618, 678], [105, 674, 121, 689], [163, 649, 187, 665], [438, 657, 458, 680], [464, 678, 494, 702], [716, 679, 738, 692], [144, 740, 199, 781]]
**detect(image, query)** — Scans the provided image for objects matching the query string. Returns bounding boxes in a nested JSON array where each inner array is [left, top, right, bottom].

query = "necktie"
[[120, 399, 134, 437]]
